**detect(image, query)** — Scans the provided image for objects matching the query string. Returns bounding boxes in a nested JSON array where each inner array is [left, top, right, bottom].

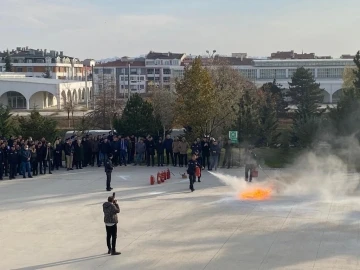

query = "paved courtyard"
[[1, 166, 360, 270]]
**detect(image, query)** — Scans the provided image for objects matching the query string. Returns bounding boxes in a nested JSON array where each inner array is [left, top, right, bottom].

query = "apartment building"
[[0, 47, 87, 80]]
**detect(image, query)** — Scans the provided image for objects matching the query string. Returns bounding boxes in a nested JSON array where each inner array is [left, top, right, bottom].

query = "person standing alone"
[[103, 195, 121, 255], [105, 153, 114, 191]]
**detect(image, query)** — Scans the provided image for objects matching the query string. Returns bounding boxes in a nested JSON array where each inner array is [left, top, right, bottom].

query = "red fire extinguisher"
[[161, 171, 165, 182], [167, 169, 170, 179], [157, 172, 162, 184], [150, 175, 155, 185], [195, 167, 201, 177], [252, 168, 259, 178]]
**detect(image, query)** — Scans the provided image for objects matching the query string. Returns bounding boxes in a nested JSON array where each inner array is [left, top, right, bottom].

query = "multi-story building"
[[95, 50, 355, 103], [94, 58, 147, 96], [0, 47, 88, 80]]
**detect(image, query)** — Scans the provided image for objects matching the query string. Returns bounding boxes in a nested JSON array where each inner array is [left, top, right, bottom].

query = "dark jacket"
[[8, 150, 18, 164], [36, 146, 45, 161], [210, 144, 221, 156], [187, 159, 200, 175], [201, 141, 210, 156], [103, 201, 120, 224], [44, 147, 54, 161], [119, 139, 128, 152], [74, 143, 84, 162], [89, 139, 99, 153], [156, 141, 165, 155], [191, 143, 201, 154], [0, 148, 3, 163], [163, 138, 173, 151], [146, 140, 155, 155], [101, 141, 112, 154], [21, 149, 31, 162], [64, 143, 73, 156], [30, 149, 37, 162], [54, 143, 62, 155], [105, 158, 113, 173], [135, 142, 146, 154], [111, 141, 119, 153]]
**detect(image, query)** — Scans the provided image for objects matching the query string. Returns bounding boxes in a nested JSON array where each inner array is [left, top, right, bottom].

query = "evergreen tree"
[[256, 90, 280, 146], [18, 109, 58, 141], [288, 67, 324, 116], [260, 79, 288, 117], [4, 50, 12, 72], [113, 93, 160, 137], [0, 104, 13, 137], [352, 51, 360, 90]]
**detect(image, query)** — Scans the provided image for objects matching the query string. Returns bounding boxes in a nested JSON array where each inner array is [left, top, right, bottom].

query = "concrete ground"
[[1, 166, 360, 270]]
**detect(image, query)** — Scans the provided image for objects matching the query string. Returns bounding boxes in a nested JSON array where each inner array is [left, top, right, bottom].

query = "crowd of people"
[[0, 132, 234, 181]]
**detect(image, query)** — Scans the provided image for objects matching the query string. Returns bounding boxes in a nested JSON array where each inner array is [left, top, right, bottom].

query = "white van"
[[64, 130, 117, 139]]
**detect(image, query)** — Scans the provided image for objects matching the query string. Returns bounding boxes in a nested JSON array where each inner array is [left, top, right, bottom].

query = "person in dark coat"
[[101, 138, 112, 165], [129, 135, 136, 164], [105, 153, 114, 191], [201, 137, 210, 170], [187, 154, 200, 192], [118, 137, 128, 166], [163, 135, 173, 166], [74, 139, 84, 169], [111, 136, 119, 166], [44, 142, 54, 174], [156, 138, 165, 167], [146, 137, 155, 167], [103, 195, 120, 255], [21, 145, 32, 178], [36, 142, 46, 174], [82, 137, 91, 167], [30, 144, 38, 176], [8, 145, 18, 179], [53, 139, 62, 170]]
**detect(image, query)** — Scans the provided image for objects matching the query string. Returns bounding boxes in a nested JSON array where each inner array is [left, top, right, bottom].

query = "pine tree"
[[113, 93, 160, 137], [4, 50, 12, 72], [352, 51, 360, 90], [0, 104, 13, 137], [261, 79, 288, 117]]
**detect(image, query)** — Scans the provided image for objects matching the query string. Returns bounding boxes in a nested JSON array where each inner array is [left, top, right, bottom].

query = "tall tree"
[[113, 93, 160, 137], [18, 110, 58, 141], [86, 74, 124, 129], [353, 51, 360, 89], [260, 79, 288, 117], [288, 67, 324, 118], [0, 104, 13, 137], [342, 66, 356, 89], [208, 63, 249, 136], [4, 50, 12, 72], [175, 57, 215, 140], [148, 83, 176, 138]]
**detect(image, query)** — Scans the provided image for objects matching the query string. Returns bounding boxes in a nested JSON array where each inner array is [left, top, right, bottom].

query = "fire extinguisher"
[[161, 171, 165, 182], [167, 169, 171, 179], [157, 172, 161, 184], [252, 168, 259, 178], [195, 167, 201, 177], [150, 175, 155, 185]]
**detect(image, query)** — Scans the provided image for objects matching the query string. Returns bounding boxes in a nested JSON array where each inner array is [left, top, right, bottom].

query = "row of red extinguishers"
[[150, 169, 172, 185]]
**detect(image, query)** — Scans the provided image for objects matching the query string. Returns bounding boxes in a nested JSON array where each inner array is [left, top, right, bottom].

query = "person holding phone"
[[103, 195, 121, 255]]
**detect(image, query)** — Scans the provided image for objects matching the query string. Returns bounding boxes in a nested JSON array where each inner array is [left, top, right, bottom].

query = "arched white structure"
[[0, 74, 92, 110]]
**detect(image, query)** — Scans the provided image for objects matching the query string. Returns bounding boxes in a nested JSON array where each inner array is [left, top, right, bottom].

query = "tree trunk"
[[67, 112, 70, 128]]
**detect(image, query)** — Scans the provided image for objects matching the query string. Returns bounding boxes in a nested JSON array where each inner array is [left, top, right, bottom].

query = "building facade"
[[0, 47, 88, 80], [0, 73, 92, 110], [94, 50, 354, 103]]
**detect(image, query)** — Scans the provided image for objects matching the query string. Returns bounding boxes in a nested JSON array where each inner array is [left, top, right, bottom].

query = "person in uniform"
[[187, 154, 200, 192], [105, 153, 114, 191]]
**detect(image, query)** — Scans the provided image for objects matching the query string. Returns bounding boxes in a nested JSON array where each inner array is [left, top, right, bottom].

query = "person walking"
[[187, 154, 200, 192], [103, 195, 121, 255], [105, 153, 114, 191], [244, 147, 257, 182]]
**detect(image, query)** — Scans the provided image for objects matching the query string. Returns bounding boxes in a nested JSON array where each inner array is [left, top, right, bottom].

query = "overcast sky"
[[1, 0, 359, 60]]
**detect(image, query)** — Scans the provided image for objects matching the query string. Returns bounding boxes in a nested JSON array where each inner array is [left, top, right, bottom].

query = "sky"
[[1, 0, 360, 60]]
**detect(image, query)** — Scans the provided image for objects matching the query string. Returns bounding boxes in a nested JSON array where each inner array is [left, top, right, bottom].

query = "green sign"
[[229, 131, 238, 142]]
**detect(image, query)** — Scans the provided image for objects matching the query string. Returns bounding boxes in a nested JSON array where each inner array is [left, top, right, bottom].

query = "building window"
[[238, 69, 257, 79], [140, 85, 145, 89], [163, 69, 171, 75], [155, 77, 160, 81], [140, 76, 145, 81], [288, 68, 315, 78], [155, 60, 161, 65], [16, 67, 23, 72], [27, 59, 33, 63], [260, 69, 286, 79], [147, 69, 154, 75], [317, 68, 344, 78], [155, 69, 160, 74], [94, 69, 99, 74], [27, 67, 33, 72], [148, 77, 154, 81], [121, 85, 124, 89], [146, 60, 155, 65], [172, 60, 179, 65], [103, 68, 112, 74], [130, 68, 138, 75], [163, 77, 170, 83]]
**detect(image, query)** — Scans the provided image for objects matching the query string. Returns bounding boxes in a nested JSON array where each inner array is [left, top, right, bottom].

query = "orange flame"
[[239, 187, 272, 201]]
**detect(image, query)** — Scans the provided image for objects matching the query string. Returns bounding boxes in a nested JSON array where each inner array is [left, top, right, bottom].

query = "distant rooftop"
[[0, 72, 85, 84], [146, 51, 185, 60]]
